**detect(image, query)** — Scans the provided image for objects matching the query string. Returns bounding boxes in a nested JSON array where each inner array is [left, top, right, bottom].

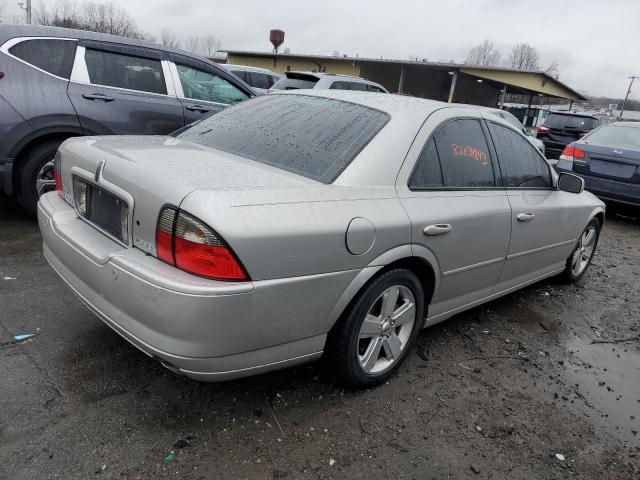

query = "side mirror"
[[558, 172, 584, 194]]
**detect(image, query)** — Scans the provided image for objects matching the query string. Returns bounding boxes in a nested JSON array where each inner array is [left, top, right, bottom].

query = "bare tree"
[[160, 28, 180, 49], [37, 0, 146, 39], [545, 60, 561, 79], [201, 35, 221, 58], [465, 39, 501, 67], [184, 36, 200, 53], [506, 43, 540, 70]]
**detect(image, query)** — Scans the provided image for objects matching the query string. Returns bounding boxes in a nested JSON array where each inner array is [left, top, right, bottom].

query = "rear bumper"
[[555, 161, 640, 207], [37, 192, 335, 381], [0, 158, 13, 196]]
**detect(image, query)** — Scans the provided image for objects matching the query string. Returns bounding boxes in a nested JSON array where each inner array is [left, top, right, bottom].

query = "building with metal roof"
[[223, 50, 587, 111]]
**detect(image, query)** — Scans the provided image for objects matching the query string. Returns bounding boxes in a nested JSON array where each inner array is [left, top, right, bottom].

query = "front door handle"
[[517, 212, 536, 222], [82, 93, 115, 102], [185, 104, 212, 113], [423, 224, 453, 236]]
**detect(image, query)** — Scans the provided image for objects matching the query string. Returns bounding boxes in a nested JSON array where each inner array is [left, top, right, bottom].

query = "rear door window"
[[84, 49, 166, 94], [176, 64, 249, 104], [179, 95, 389, 183], [433, 119, 496, 187], [9, 38, 76, 79], [488, 122, 551, 188], [409, 138, 444, 188]]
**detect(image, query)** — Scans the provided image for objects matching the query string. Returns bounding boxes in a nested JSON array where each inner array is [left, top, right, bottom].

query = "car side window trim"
[[485, 120, 554, 190], [0, 36, 77, 81], [407, 116, 503, 191], [69, 46, 174, 98]]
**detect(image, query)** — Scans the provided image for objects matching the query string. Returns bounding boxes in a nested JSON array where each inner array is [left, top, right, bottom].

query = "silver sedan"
[[38, 91, 604, 387]]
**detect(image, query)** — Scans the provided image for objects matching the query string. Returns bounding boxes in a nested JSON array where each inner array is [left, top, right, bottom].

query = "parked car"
[[38, 91, 604, 387], [0, 24, 255, 215], [223, 64, 281, 95], [270, 71, 388, 93], [536, 111, 609, 159], [484, 108, 546, 155], [555, 121, 640, 207]]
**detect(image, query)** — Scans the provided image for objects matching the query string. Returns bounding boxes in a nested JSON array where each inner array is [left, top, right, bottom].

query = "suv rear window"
[[179, 95, 390, 183], [545, 114, 599, 130], [9, 39, 76, 79], [272, 73, 319, 90]]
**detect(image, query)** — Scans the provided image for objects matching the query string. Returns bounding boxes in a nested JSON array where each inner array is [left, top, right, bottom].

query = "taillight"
[[536, 126, 549, 136], [53, 154, 63, 197], [155, 207, 248, 281], [559, 144, 586, 162]]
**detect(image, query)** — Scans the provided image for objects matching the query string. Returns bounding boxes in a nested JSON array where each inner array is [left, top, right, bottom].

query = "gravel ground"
[[1, 196, 638, 479]]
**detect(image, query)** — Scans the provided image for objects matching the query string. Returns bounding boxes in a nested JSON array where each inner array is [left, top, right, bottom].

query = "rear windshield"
[[545, 114, 599, 130], [178, 95, 390, 183], [584, 124, 640, 149], [272, 73, 319, 90]]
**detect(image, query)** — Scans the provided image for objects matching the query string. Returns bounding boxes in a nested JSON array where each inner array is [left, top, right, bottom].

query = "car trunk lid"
[[573, 143, 640, 184], [57, 135, 317, 256]]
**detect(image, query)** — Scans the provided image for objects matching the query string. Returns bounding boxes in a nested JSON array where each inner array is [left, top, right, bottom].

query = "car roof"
[[277, 89, 490, 119], [224, 64, 279, 75], [548, 111, 604, 119], [285, 71, 379, 83], [0, 23, 212, 66], [609, 121, 640, 128]]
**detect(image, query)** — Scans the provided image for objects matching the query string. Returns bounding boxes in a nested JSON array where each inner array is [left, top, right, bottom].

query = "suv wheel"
[[17, 140, 64, 216]]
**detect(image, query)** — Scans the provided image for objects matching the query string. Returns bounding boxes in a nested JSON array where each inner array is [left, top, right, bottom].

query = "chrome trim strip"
[[442, 256, 504, 277], [506, 239, 576, 260]]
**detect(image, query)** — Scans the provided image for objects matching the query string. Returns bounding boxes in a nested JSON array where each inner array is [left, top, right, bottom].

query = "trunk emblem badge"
[[612, 149, 623, 155], [95, 160, 105, 182]]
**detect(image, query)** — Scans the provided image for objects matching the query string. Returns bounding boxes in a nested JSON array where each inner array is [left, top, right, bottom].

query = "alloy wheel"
[[357, 285, 417, 374], [571, 225, 597, 276]]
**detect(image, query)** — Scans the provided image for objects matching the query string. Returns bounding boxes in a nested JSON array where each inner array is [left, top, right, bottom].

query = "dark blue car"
[[555, 121, 640, 208]]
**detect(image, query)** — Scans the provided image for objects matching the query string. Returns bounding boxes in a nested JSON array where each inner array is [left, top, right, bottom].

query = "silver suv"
[[0, 24, 254, 215], [270, 71, 388, 93]]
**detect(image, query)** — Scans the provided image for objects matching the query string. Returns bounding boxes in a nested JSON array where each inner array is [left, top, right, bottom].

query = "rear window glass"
[[545, 114, 599, 130], [584, 124, 640, 149], [9, 39, 76, 79], [272, 75, 318, 90], [178, 95, 390, 183]]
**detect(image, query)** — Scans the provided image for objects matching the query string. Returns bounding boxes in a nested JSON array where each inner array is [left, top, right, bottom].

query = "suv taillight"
[[155, 207, 248, 281], [536, 126, 549, 136], [53, 154, 63, 197], [559, 144, 585, 162]]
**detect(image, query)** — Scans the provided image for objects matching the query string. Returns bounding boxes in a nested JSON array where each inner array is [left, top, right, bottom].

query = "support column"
[[398, 66, 406, 94], [524, 93, 533, 126], [569, 99, 574, 111], [447, 71, 458, 103], [499, 83, 508, 109]]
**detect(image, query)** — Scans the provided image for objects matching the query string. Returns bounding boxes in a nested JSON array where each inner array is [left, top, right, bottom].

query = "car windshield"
[[545, 114, 599, 130], [178, 95, 390, 183], [583, 124, 640, 149]]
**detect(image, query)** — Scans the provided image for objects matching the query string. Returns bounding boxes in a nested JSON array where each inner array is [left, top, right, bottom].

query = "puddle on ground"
[[562, 336, 640, 446]]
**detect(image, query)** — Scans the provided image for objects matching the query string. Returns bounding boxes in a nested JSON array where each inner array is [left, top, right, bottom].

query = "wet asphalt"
[[0, 195, 639, 479]]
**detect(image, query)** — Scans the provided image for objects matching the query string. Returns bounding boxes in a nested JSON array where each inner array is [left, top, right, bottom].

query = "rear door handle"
[[82, 93, 115, 102], [423, 224, 452, 236], [185, 104, 212, 113], [517, 212, 536, 222]]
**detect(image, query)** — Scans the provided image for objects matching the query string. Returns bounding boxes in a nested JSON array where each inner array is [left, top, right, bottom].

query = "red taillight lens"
[[536, 126, 549, 136], [560, 144, 585, 162], [53, 154, 63, 197], [155, 207, 248, 281]]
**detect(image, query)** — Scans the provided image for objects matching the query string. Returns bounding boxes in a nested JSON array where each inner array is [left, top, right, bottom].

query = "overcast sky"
[[3, 0, 639, 98]]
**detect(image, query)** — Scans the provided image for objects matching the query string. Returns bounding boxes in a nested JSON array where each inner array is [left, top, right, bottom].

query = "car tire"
[[561, 217, 601, 283], [16, 140, 63, 217], [325, 269, 425, 388]]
